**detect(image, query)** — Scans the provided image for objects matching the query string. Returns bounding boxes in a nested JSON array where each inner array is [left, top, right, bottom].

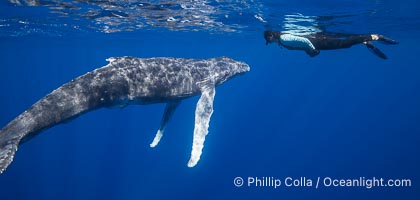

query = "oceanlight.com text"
[[233, 176, 412, 189]]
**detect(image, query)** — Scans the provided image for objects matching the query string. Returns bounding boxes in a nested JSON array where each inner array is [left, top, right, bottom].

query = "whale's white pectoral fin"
[[150, 101, 180, 148], [150, 130, 163, 148], [187, 85, 215, 167]]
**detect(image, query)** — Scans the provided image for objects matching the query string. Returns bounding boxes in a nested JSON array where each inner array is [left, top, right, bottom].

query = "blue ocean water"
[[0, 0, 419, 199]]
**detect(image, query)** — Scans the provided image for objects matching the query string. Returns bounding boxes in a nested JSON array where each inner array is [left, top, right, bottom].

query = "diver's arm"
[[279, 34, 316, 50], [279, 34, 319, 57]]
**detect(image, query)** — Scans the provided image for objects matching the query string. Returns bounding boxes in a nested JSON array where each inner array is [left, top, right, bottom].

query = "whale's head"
[[210, 57, 250, 86]]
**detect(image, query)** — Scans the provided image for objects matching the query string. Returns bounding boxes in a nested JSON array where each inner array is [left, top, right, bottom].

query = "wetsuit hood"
[[264, 30, 281, 45]]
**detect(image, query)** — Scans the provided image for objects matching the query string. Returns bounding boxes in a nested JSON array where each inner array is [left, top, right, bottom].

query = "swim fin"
[[365, 41, 387, 59], [376, 35, 399, 45]]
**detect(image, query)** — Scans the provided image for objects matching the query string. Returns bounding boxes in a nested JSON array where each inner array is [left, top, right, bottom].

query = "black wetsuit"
[[305, 33, 372, 50]]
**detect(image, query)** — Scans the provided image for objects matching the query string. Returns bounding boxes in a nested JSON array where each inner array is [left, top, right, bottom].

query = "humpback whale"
[[0, 56, 250, 173]]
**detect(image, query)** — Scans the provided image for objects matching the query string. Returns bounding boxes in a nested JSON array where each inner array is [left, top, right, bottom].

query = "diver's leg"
[[309, 34, 371, 50], [333, 35, 371, 48]]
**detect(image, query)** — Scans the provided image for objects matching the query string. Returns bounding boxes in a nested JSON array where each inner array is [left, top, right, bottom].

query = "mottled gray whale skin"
[[0, 56, 250, 173]]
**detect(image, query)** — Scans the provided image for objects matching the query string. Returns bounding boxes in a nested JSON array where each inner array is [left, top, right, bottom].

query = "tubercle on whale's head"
[[211, 56, 250, 86]]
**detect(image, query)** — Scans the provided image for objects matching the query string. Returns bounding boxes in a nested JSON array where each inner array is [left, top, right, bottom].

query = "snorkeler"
[[264, 30, 398, 59]]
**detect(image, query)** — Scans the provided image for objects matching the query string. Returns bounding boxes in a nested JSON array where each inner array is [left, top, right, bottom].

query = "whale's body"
[[0, 56, 250, 173]]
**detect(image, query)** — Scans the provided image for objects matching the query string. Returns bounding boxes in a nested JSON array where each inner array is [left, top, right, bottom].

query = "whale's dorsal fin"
[[150, 101, 180, 148], [187, 81, 215, 167]]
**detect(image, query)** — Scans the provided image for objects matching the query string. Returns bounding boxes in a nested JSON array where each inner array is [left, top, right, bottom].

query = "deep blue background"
[[1, 1, 419, 200]]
